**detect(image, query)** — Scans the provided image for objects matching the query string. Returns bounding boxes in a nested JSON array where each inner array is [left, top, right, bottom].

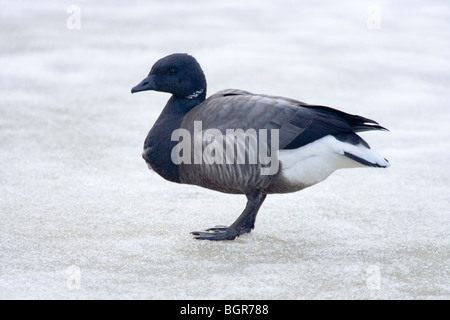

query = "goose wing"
[[182, 89, 386, 150]]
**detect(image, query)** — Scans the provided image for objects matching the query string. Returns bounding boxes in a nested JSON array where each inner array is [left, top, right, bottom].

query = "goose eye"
[[168, 67, 178, 75]]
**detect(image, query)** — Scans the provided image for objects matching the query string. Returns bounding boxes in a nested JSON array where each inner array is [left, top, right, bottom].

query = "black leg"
[[192, 191, 266, 240]]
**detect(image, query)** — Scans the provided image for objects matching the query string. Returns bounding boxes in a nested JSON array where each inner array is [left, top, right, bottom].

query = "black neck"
[[143, 94, 204, 183]]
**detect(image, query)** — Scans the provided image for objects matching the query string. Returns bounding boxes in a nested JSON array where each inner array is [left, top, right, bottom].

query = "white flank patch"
[[279, 135, 389, 187]]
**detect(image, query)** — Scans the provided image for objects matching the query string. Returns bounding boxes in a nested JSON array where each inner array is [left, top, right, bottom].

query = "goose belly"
[[277, 135, 365, 190], [179, 163, 268, 194]]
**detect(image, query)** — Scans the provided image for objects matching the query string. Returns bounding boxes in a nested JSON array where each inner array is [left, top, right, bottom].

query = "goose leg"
[[192, 191, 266, 240]]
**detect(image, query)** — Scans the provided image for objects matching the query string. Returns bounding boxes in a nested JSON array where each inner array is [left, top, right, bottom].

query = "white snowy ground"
[[0, 0, 449, 299]]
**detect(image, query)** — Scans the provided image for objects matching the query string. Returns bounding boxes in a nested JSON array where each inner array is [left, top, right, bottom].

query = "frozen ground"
[[0, 0, 449, 299]]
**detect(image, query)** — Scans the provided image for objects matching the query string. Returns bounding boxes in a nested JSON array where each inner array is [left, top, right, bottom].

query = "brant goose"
[[131, 53, 389, 240]]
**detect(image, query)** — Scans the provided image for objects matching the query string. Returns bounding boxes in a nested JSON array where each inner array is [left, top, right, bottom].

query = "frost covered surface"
[[1, 0, 449, 299]]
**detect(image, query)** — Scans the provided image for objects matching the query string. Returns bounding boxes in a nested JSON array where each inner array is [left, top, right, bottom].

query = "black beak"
[[131, 75, 156, 93]]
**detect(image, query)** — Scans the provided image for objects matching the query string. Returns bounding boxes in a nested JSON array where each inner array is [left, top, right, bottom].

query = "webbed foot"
[[191, 225, 252, 240], [191, 191, 266, 241]]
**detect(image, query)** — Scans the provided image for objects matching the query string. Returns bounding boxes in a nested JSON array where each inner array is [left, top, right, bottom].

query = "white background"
[[0, 0, 449, 299]]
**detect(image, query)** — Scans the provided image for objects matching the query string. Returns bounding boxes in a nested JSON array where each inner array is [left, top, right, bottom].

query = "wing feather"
[[183, 89, 387, 150]]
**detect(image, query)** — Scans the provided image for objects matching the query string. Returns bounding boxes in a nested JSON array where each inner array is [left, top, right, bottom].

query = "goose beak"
[[131, 75, 156, 93]]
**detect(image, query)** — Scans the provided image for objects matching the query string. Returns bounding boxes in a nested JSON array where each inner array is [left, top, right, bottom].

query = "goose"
[[131, 53, 389, 240]]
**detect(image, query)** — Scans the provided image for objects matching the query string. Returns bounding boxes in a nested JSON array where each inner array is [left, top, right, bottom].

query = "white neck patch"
[[184, 89, 205, 100]]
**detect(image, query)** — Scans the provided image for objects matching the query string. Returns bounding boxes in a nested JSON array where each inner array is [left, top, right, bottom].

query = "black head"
[[131, 53, 206, 100]]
